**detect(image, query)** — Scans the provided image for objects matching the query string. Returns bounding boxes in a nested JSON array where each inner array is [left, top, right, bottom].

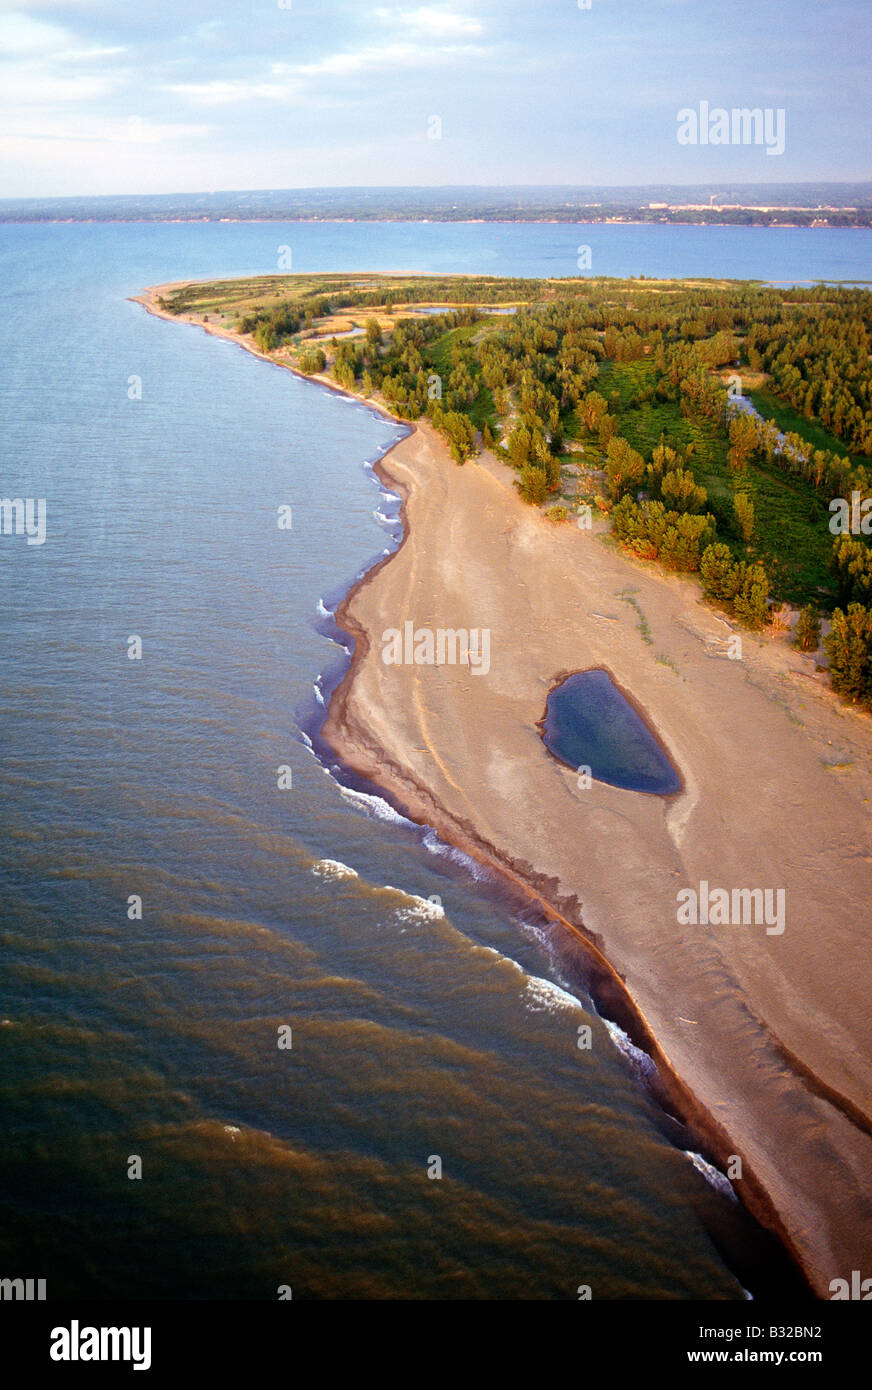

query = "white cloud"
[[0, 71, 122, 103], [287, 42, 421, 79], [0, 12, 70, 54], [166, 78, 299, 106], [274, 33, 487, 82], [374, 5, 484, 38], [59, 45, 127, 64], [0, 113, 210, 145]]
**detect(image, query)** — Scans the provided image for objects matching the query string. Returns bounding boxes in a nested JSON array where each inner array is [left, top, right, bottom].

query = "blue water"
[[3, 218, 869, 292], [0, 220, 844, 1300], [543, 670, 682, 796]]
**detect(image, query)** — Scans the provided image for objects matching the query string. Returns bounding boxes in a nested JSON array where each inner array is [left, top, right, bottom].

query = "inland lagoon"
[[542, 669, 682, 795]]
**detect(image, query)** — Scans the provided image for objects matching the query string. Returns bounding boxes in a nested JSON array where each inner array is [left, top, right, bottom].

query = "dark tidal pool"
[[542, 669, 682, 796]]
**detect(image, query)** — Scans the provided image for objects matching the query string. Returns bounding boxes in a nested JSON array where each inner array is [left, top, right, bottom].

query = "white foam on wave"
[[313, 682, 326, 707], [337, 782, 415, 827], [603, 1018, 657, 1083], [385, 887, 446, 923], [312, 858, 360, 881], [685, 1149, 738, 1204], [516, 916, 582, 993], [315, 597, 333, 619], [524, 974, 586, 1014], [462, 936, 590, 1021], [421, 827, 491, 882]]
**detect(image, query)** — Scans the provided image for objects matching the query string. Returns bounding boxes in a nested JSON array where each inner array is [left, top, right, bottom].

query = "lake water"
[[0, 219, 851, 1299], [543, 670, 682, 796]]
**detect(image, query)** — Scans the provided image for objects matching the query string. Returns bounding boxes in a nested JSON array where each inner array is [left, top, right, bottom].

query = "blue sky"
[[0, 0, 869, 197]]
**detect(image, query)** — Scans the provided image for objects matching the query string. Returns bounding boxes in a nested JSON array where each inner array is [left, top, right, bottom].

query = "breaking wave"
[[421, 828, 491, 882], [602, 1018, 658, 1083], [386, 888, 446, 924], [336, 782, 415, 827], [524, 974, 586, 1014], [685, 1149, 739, 1203], [312, 858, 360, 881]]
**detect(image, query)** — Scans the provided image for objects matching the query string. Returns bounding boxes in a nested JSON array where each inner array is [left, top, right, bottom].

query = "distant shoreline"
[[13, 215, 872, 230]]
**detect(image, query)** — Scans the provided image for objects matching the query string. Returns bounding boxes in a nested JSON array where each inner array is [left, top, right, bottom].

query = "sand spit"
[[138, 283, 872, 1297]]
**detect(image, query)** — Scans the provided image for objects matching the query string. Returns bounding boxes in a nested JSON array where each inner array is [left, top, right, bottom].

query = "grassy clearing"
[[425, 324, 498, 429], [599, 361, 839, 608]]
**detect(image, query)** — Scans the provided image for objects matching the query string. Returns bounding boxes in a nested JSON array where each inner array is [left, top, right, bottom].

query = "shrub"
[[297, 347, 326, 375], [793, 606, 821, 653], [611, 497, 714, 571], [700, 544, 770, 627], [515, 466, 549, 504]]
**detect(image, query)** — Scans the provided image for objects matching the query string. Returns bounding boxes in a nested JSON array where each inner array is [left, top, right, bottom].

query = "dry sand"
[[139, 285, 872, 1297]]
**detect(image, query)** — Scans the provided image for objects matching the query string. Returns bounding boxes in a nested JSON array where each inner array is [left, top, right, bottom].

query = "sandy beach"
[[139, 284, 872, 1297], [323, 425, 872, 1297]]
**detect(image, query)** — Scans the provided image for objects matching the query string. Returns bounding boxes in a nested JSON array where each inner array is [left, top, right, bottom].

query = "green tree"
[[793, 606, 821, 653], [700, 544, 741, 602], [831, 535, 872, 606], [580, 391, 608, 432], [515, 465, 549, 505], [660, 468, 707, 514], [732, 561, 770, 628], [507, 421, 535, 467], [439, 410, 476, 464], [658, 512, 716, 571], [646, 439, 680, 492], [734, 492, 755, 543], [598, 413, 617, 447], [606, 436, 646, 501], [825, 604, 872, 702], [728, 413, 758, 471]]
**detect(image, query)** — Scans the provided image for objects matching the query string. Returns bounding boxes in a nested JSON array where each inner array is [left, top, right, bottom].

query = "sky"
[[0, 0, 869, 198]]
